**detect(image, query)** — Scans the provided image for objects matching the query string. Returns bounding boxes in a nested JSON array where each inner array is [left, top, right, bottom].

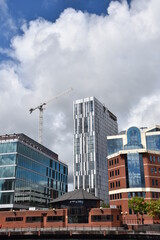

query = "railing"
[[0, 225, 124, 234]]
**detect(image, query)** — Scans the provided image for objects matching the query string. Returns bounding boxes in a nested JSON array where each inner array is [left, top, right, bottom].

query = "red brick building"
[[0, 189, 122, 228], [107, 126, 160, 224]]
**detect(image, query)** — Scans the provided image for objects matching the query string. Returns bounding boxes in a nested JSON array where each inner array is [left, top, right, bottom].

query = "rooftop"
[[51, 189, 100, 203], [0, 133, 59, 161]]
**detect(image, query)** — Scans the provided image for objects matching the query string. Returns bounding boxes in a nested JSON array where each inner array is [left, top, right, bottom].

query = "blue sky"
[[0, 0, 131, 50]]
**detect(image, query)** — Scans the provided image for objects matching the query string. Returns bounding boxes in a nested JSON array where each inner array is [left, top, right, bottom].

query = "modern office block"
[[73, 97, 118, 203], [0, 133, 68, 210], [107, 126, 160, 223]]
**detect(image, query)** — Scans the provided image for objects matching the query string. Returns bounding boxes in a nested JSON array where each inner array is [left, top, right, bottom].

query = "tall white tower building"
[[73, 96, 118, 203]]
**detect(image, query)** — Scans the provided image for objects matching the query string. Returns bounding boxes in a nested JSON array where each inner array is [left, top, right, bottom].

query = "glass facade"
[[146, 135, 160, 151], [107, 138, 123, 155], [124, 127, 143, 150], [0, 134, 68, 209], [73, 97, 118, 203], [107, 126, 160, 191], [126, 153, 145, 188]]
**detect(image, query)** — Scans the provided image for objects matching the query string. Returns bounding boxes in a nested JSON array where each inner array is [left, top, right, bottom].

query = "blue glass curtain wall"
[[0, 154, 16, 165], [0, 140, 68, 208], [0, 166, 15, 178], [107, 138, 123, 155], [126, 153, 145, 188], [0, 142, 17, 154], [146, 135, 160, 151]]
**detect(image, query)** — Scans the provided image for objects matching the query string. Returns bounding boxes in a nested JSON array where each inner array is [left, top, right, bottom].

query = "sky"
[[1, 0, 160, 190]]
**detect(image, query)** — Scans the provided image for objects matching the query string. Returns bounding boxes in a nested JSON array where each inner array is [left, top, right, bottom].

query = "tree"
[[146, 199, 160, 220], [100, 201, 109, 208], [128, 197, 146, 224]]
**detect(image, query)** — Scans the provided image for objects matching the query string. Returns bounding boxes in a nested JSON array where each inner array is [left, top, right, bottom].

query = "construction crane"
[[29, 87, 73, 144]]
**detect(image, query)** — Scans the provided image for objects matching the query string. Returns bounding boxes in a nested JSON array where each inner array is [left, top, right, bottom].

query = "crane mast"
[[29, 88, 73, 144]]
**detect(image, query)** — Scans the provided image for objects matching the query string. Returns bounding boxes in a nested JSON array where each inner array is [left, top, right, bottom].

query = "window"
[[117, 158, 119, 164], [142, 192, 146, 198], [128, 192, 131, 198], [115, 170, 117, 176], [6, 217, 23, 222], [91, 215, 113, 222], [115, 159, 116, 164], [156, 180, 158, 186], [155, 167, 157, 173], [158, 157, 160, 163], [147, 135, 160, 151], [118, 169, 120, 175], [107, 138, 123, 155], [151, 168, 153, 174], [110, 183, 112, 189], [26, 217, 43, 223], [47, 216, 64, 222], [150, 156, 152, 162], [153, 156, 156, 162], [129, 208, 132, 215], [113, 182, 114, 188], [126, 153, 145, 188], [152, 179, 155, 186]]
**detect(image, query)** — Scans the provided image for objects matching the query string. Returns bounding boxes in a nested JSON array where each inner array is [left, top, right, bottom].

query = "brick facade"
[[0, 208, 122, 229], [108, 153, 160, 224]]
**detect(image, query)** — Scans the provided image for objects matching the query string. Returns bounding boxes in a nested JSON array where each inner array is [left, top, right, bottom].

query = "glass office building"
[[107, 126, 160, 221], [73, 97, 118, 203], [0, 134, 68, 210]]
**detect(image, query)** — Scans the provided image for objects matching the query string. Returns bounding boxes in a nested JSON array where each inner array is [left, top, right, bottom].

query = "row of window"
[[128, 192, 146, 198], [109, 169, 120, 177], [152, 179, 159, 186], [109, 158, 119, 166], [149, 155, 160, 163], [152, 192, 160, 198], [110, 193, 122, 200], [91, 215, 113, 222], [6, 216, 65, 223], [110, 181, 120, 189], [151, 167, 160, 174]]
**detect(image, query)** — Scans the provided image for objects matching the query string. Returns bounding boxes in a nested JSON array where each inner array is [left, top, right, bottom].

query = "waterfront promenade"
[[0, 226, 160, 239]]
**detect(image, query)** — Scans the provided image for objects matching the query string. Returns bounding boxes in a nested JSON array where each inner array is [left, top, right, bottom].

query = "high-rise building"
[[0, 133, 68, 210], [73, 96, 118, 203], [107, 126, 160, 223]]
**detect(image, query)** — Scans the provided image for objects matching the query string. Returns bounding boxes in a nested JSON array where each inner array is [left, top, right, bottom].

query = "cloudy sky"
[[0, 0, 160, 189]]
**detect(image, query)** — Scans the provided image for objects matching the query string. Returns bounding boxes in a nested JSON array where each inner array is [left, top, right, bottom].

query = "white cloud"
[[1, 0, 160, 187], [0, 0, 17, 39]]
